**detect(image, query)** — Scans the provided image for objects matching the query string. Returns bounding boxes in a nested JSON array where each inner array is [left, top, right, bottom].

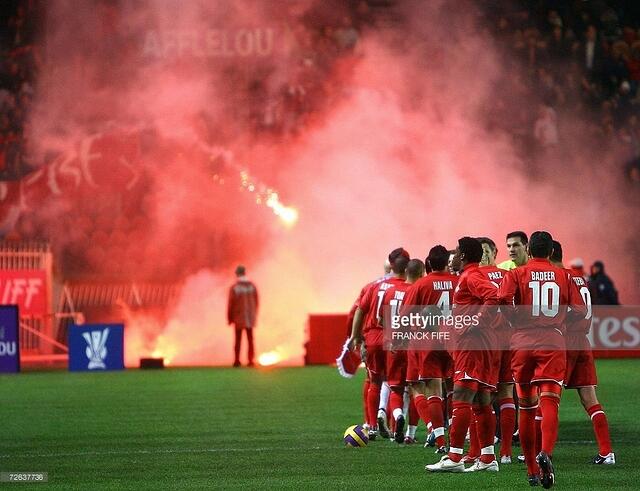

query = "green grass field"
[[0, 359, 638, 490]]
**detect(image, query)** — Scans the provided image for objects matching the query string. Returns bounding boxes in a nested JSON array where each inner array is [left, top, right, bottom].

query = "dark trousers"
[[234, 327, 254, 364]]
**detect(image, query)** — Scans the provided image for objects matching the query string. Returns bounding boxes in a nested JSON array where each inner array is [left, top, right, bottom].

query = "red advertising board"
[[588, 306, 640, 358], [0, 270, 48, 316]]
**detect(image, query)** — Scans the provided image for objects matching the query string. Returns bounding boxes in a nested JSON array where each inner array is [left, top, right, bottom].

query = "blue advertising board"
[[68, 324, 124, 372], [0, 305, 19, 373]]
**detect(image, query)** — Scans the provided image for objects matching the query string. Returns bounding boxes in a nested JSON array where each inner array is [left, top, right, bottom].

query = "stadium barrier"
[[306, 308, 640, 365]]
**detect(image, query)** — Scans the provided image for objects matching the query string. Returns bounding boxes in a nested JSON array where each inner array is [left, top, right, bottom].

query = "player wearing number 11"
[[498, 231, 587, 488]]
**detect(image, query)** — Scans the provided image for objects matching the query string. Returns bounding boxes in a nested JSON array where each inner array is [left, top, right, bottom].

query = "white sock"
[[379, 382, 390, 411], [403, 387, 410, 414], [407, 425, 417, 438], [393, 407, 403, 420], [481, 445, 495, 456]]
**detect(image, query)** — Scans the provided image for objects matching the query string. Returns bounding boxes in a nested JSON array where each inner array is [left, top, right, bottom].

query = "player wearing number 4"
[[549, 240, 615, 465], [403, 246, 458, 451], [498, 231, 587, 488]]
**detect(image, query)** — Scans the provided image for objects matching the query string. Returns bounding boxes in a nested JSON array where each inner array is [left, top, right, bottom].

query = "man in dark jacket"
[[228, 265, 259, 367], [589, 261, 619, 305]]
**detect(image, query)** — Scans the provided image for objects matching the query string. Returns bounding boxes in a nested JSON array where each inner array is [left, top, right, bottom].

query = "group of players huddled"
[[346, 231, 614, 488]]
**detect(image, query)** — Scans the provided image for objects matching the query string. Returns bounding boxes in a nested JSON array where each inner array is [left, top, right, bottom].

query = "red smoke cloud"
[[12, 1, 638, 366]]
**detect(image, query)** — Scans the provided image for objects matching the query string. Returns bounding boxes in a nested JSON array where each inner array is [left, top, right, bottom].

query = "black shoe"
[[394, 415, 405, 444], [536, 451, 555, 489], [435, 445, 447, 454], [528, 475, 540, 487], [233, 361, 241, 367]]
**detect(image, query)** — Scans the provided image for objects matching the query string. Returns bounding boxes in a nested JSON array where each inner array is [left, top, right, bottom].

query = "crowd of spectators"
[[1, 1, 639, 186], [0, 0, 37, 180], [483, 1, 640, 183]]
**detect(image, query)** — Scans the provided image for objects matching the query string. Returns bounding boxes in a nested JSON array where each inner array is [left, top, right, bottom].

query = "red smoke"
[[12, 1, 638, 366]]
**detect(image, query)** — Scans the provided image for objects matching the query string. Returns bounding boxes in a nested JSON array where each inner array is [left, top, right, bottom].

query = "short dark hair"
[[550, 240, 563, 262], [392, 255, 410, 274], [406, 259, 425, 278], [235, 265, 246, 276], [477, 236, 497, 253], [458, 237, 483, 263], [426, 245, 449, 271], [388, 247, 410, 264], [506, 231, 528, 245], [529, 231, 553, 258]]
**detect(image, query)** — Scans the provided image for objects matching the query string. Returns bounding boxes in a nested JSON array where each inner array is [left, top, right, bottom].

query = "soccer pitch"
[[1, 360, 638, 490]]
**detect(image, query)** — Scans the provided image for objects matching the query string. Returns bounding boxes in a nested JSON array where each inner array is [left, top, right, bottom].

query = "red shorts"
[[406, 349, 453, 382], [453, 349, 497, 389], [498, 349, 514, 384], [364, 329, 385, 379], [386, 350, 407, 386], [565, 333, 597, 388], [511, 349, 566, 386]]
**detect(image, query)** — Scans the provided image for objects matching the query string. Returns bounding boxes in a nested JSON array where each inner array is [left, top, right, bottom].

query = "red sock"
[[519, 406, 538, 476], [367, 382, 381, 428], [448, 401, 472, 462], [389, 389, 404, 419], [427, 396, 446, 447], [499, 397, 516, 457], [468, 406, 480, 457], [587, 404, 612, 455], [535, 406, 542, 455], [414, 394, 431, 428], [408, 396, 419, 426], [474, 404, 496, 463], [539, 395, 560, 455], [362, 379, 370, 423]]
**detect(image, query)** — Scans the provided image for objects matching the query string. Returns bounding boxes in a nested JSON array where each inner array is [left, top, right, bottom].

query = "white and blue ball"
[[343, 424, 369, 447]]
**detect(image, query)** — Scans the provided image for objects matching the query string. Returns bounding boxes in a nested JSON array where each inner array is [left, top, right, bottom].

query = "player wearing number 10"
[[498, 231, 587, 488]]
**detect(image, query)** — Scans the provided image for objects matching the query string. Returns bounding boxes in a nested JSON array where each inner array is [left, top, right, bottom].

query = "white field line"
[[0, 440, 599, 459], [0, 446, 322, 459]]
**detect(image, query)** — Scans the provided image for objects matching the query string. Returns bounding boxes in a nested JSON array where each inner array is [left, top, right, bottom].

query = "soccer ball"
[[343, 424, 369, 447]]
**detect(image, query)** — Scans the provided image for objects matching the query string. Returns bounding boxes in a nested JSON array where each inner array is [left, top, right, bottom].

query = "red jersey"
[[403, 271, 459, 314], [497, 258, 586, 330], [453, 263, 499, 306], [381, 280, 414, 326], [567, 269, 593, 334], [227, 278, 259, 328], [359, 277, 407, 331]]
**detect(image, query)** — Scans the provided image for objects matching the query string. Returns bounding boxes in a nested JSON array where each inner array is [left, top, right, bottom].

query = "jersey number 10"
[[528, 281, 560, 317]]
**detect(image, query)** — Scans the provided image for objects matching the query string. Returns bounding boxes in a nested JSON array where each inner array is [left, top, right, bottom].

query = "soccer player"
[[498, 231, 587, 488], [380, 258, 425, 443], [478, 236, 516, 465], [550, 240, 615, 465], [344, 260, 392, 429], [348, 248, 411, 440], [497, 231, 529, 270], [403, 246, 458, 452], [426, 237, 500, 473]]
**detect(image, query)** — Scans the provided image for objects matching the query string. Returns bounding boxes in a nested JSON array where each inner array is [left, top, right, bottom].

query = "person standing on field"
[[228, 265, 259, 367]]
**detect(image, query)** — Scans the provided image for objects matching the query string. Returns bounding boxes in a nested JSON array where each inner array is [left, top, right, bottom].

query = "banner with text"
[[0, 305, 20, 372], [0, 270, 47, 317]]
